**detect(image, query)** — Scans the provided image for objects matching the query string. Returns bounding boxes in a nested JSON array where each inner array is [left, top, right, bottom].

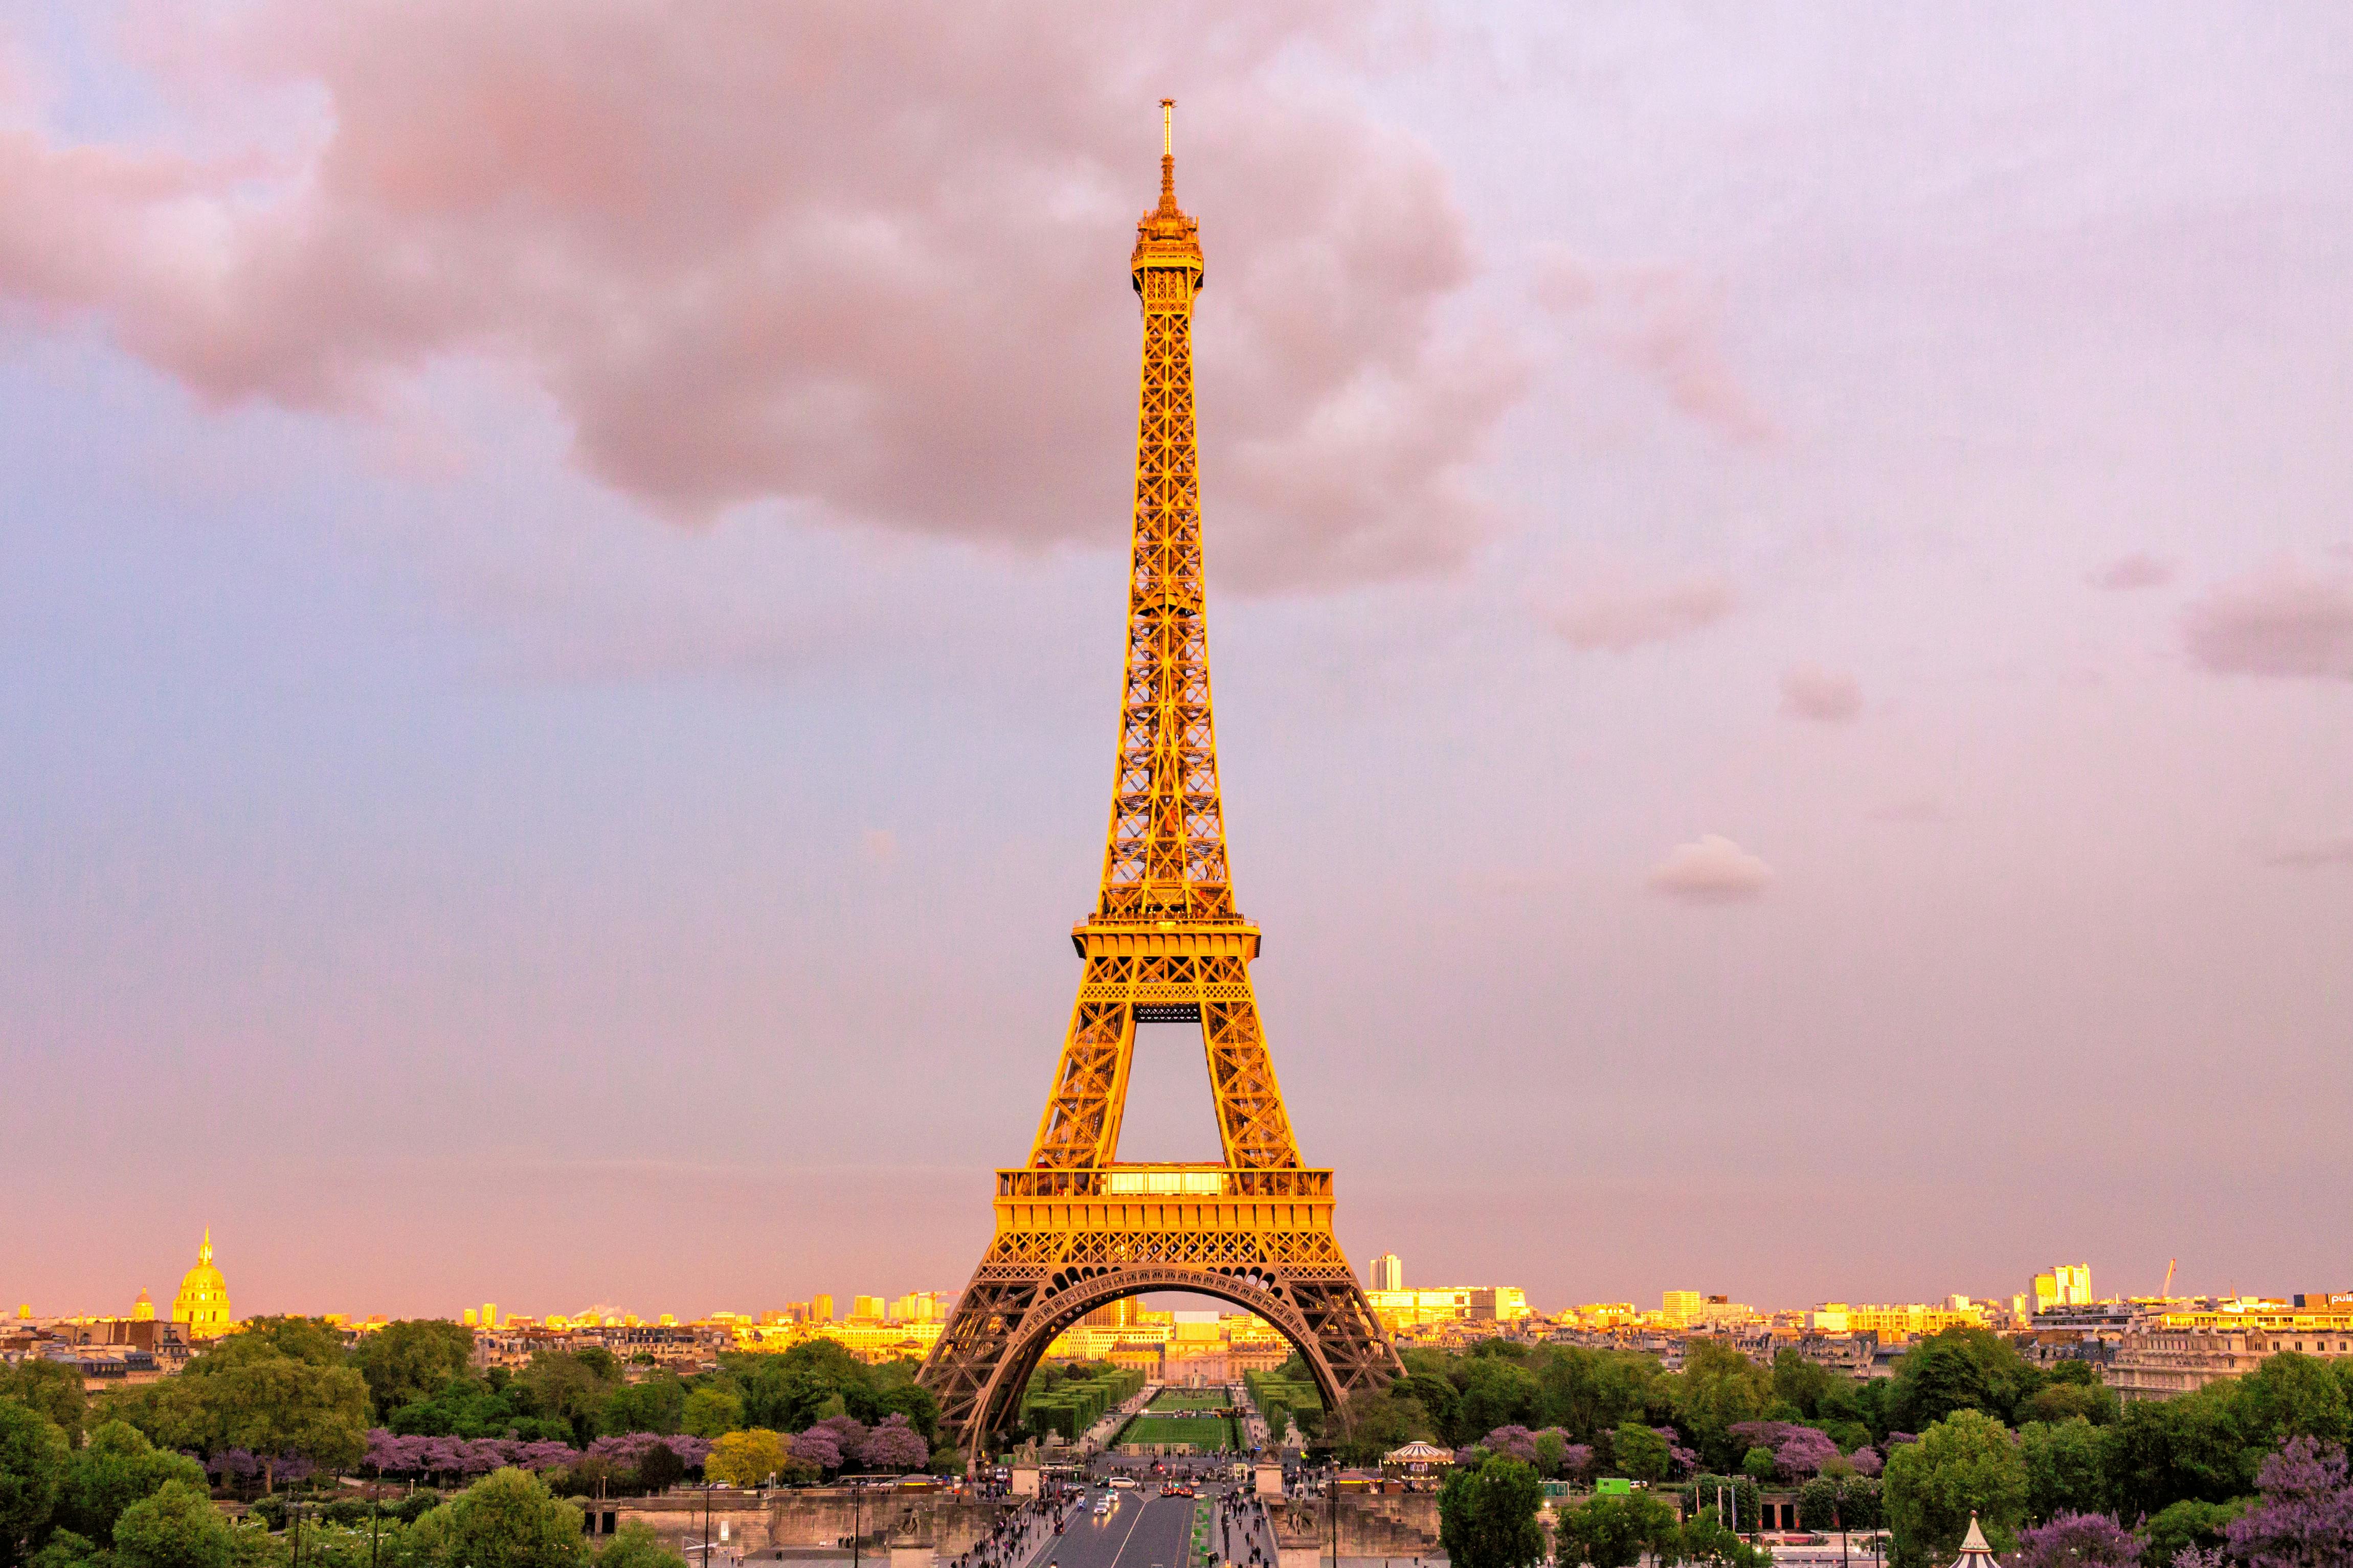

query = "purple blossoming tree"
[[1483, 1426, 1540, 1464], [860, 1416, 930, 1472], [2011, 1513, 2142, 1567], [792, 1428, 844, 1473], [2226, 1437, 2353, 1568], [1775, 1427, 1841, 1481]]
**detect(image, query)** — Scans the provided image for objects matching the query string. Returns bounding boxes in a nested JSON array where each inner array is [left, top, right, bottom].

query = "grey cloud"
[[2091, 553, 2174, 591], [2183, 563, 2353, 679], [1545, 575, 1736, 652], [2263, 837, 2353, 870], [1780, 665, 1863, 722]]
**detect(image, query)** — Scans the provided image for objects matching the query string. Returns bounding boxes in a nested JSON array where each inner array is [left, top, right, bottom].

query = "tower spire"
[[1159, 97, 1176, 212]]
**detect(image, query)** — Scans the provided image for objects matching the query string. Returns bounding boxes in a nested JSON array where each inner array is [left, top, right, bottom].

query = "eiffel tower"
[[917, 103, 1401, 1460]]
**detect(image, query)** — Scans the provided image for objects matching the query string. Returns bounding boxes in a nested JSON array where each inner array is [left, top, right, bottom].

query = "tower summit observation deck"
[[915, 104, 1400, 1461]]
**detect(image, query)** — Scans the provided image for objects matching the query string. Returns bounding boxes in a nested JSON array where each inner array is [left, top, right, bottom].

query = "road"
[[1025, 1492, 1199, 1568]]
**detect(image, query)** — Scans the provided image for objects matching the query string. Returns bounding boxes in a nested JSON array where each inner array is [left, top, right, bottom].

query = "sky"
[[2, 2, 2349, 1325]]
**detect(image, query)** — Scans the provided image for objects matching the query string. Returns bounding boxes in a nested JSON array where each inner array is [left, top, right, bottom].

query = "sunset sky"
[[3, 3, 2348, 1323]]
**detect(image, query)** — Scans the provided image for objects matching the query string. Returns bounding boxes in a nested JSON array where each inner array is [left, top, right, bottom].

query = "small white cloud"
[[1780, 665, 1862, 723], [861, 829, 898, 864], [2183, 563, 2353, 679], [1545, 575, 1736, 652], [2091, 552, 2175, 591], [1647, 834, 1773, 903], [2263, 837, 2353, 870]]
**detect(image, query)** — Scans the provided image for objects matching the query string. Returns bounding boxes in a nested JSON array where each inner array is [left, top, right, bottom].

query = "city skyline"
[[13, 1228, 2306, 1331], [5, 2, 2350, 1317]]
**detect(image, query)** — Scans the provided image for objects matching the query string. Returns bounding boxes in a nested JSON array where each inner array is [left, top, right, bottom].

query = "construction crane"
[[2162, 1258, 2177, 1298]]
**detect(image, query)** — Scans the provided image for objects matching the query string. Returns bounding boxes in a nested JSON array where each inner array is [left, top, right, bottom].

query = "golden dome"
[[132, 1288, 155, 1322], [171, 1227, 233, 1338]]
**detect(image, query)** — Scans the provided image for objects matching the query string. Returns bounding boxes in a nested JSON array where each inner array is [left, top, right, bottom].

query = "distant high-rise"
[[1370, 1253, 1404, 1292], [2031, 1264, 2092, 1312], [811, 1294, 834, 1322], [853, 1294, 884, 1321], [1661, 1289, 1702, 1326], [482, 1302, 499, 1330], [462, 1308, 478, 1327]]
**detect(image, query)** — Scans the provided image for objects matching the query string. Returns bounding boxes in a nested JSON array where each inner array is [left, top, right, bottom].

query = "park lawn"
[[1147, 1389, 1233, 1412], [1118, 1412, 1238, 1448]]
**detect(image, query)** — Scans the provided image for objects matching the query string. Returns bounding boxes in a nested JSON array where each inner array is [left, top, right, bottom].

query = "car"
[[1108, 1476, 1137, 1489], [1093, 1497, 1113, 1517]]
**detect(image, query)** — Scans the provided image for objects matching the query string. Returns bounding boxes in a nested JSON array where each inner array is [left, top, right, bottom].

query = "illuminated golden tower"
[[170, 1226, 234, 1338], [918, 103, 1400, 1457]]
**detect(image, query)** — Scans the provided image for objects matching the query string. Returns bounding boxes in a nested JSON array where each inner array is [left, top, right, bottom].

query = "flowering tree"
[[206, 1448, 261, 1490], [860, 1416, 930, 1473], [1775, 1427, 1841, 1481], [1559, 1444, 1595, 1480], [1483, 1427, 1540, 1465], [812, 1416, 869, 1456], [1849, 1447, 1884, 1479], [2226, 1437, 2353, 1568], [792, 1428, 844, 1474], [2011, 1513, 2142, 1567]]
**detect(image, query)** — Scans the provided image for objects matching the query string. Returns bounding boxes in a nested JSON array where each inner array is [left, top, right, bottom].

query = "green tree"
[[2101, 1385, 2255, 1519], [2016, 1418, 2107, 1525], [1673, 1343, 1774, 1471], [2139, 1497, 2247, 1565], [1887, 1330, 2035, 1433], [409, 1468, 587, 1568], [1400, 1369, 1464, 1445], [1883, 1410, 2029, 1567], [1797, 1474, 1882, 1532], [1554, 1492, 1676, 1568], [111, 1480, 237, 1568], [1609, 1422, 1670, 1483], [1435, 1454, 1545, 1568], [200, 1354, 371, 1490], [594, 1520, 686, 1568], [2016, 1382, 2119, 1427], [0, 1400, 72, 1567], [1739, 1446, 1776, 1483], [2233, 1351, 2352, 1448], [58, 1421, 209, 1546], [351, 1322, 476, 1422], [222, 1319, 348, 1370], [1455, 1359, 1538, 1440], [603, 1378, 687, 1438], [522, 1354, 623, 1447], [0, 1367, 88, 1448], [1772, 1352, 1838, 1421], [24, 1528, 98, 1568], [1674, 1515, 1770, 1567], [1331, 1388, 1436, 1467], [678, 1389, 742, 1441]]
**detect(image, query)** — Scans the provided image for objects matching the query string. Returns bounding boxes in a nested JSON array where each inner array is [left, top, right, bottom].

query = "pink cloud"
[[2182, 562, 2353, 679], [1647, 834, 1773, 903], [0, 3, 1520, 589], [1532, 248, 1776, 445], [2264, 837, 2353, 870], [1544, 574, 1736, 652], [2091, 552, 2174, 590], [1780, 665, 1862, 722]]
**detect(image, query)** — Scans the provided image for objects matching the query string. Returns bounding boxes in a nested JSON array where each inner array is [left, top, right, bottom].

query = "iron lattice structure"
[[918, 105, 1401, 1460]]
